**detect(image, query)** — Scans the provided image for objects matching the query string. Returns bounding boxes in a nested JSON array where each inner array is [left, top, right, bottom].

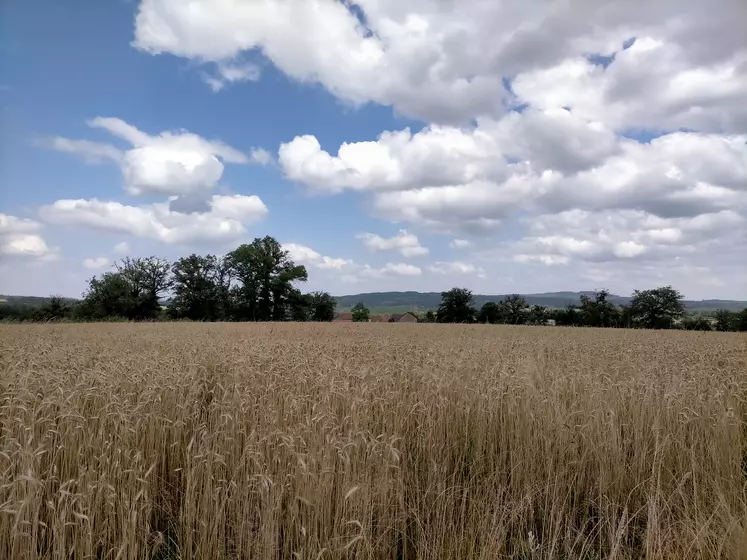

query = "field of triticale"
[[1, 323, 746, 559]]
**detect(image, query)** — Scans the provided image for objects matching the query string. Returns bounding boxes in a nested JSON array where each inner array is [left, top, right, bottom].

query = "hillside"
[[335, 291, 747, 313]]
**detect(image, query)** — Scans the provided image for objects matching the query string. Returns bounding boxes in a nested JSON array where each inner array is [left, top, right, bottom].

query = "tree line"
[[0, 234, 745, 331], [427, 287, 747, 331]]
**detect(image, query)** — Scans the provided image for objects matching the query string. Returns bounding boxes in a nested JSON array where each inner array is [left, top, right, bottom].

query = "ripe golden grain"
[[1, 323, 746, 559]]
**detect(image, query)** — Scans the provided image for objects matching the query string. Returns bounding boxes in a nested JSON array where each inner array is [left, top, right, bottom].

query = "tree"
[[308, 291, 336, 322], [527, 304, 548, 326], [79, 272, 137, 319], [170, 254, 227, 321], [499, 294, 529, 325], [437, 288, 476, 323], [714, 309, 736, 332], [628, 285, 685, 329], [478, 301, 501, 324], [228, 236, 308, 321], [735, 308, 747, 332], [553, 304, 583, 326], [286, 289, 311, 321], [351, 302, 370, 322], [115, 256, 172, 319], [579, 289, 620, 327], [36, 295, 72, 321]]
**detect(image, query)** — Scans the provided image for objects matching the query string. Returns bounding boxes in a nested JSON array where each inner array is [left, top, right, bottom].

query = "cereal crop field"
[[1, 323, 747, 559]]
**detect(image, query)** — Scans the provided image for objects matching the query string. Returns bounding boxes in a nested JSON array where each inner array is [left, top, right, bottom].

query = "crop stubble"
[[1, 323, 746, 559]]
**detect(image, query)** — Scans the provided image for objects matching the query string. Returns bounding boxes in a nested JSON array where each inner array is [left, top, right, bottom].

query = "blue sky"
[[1, 0, 745, 299]]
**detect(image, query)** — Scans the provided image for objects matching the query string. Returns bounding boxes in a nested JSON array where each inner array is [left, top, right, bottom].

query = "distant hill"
[[335, 291, 747, 313]]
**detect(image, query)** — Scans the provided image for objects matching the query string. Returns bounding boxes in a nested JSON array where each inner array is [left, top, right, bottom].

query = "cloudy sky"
[[1, 0, 745, 299]]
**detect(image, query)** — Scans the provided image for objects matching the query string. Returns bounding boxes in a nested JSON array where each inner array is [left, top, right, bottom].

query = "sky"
[[0, 0, 745, 300]]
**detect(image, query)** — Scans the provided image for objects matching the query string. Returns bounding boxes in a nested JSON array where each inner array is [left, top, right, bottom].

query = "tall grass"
[[1, 323, 746, 559]]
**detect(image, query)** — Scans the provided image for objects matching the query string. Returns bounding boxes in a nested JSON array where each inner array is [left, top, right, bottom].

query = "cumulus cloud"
[[41, 117, 248, 197], [357, 230, 429, 257], [82, 257, 110, 270], [39, 194, 268, 245], [133, 0, 747, 126], [128, 0, 746, 292], [0, 214, 57, 261], [507, 209, 746, 266]]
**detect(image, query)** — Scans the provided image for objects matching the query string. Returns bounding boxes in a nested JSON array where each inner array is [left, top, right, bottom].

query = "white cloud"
[[427, 261, 487, 279], [39, 194, 268, 245], [449, 239, 472, 249], [283, 243, 354, 271], [82, 257, 110, 270], [379, 262, 422, 276], [357, 229, 429, 257], [202, 60, 261, 92], [133, 0, 747, 126], [37, 138, 122, 164], [282, 242, 422, 280], [250, 147, 273, 166], [0, 214, 56, 261], [42, 117, 248, 197], [113, 241, 131, 255], [506, 209, 746, 266]]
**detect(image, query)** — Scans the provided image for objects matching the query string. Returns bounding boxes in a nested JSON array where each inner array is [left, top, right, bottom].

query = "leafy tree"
[[735, 308, 747, 332], [579, 289, 620, 327], [286, 289, 311, 321], [36, 295, 72, 321], [629, 285, 685, 329], [170, 254, 228, 321], [499, 294, 529, 325], [115, 256, 172, 319], [79, 272, 137, 319], [714, 309, 736, 332], [424, 310, 436, 323], [553, 304, 583, 326], [228, 236, 308, 321], [437, 287, 476, 323], [478, 301, 502, 324], [308, 291, 336, 322], [527, 304, 548, 326], [351, 302, 370, 322]]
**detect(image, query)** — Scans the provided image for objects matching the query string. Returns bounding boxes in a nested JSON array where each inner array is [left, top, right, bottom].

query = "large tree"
[[437, 287, 477, 323], [308, 291, 336, 322], [115, 256, 172, 319], [478, 301, 501, 324], [228, 236, 307, 321], [499, 294, 529, 325], [579, 289, 620, 327], [79, 272, 138, 319], [629, 285, 685, 329], [170, 254, 231, 321]]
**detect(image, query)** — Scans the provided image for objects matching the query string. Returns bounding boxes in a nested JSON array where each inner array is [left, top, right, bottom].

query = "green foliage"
[[308, 291, 336, 322], [714, 309, 737, 332], [527, 304, 548, 326], [438, 288, 477, 323], [227, 236, 308, 321], [170, 254, 231, 321], [629, 286, 685, 329], [579, 289, 621, 327], [351, 302, 370, 322], [478, 301, 501, 324]]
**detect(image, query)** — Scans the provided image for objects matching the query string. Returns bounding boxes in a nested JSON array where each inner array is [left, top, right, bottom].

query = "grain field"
[[1, 323, 746, 559]]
